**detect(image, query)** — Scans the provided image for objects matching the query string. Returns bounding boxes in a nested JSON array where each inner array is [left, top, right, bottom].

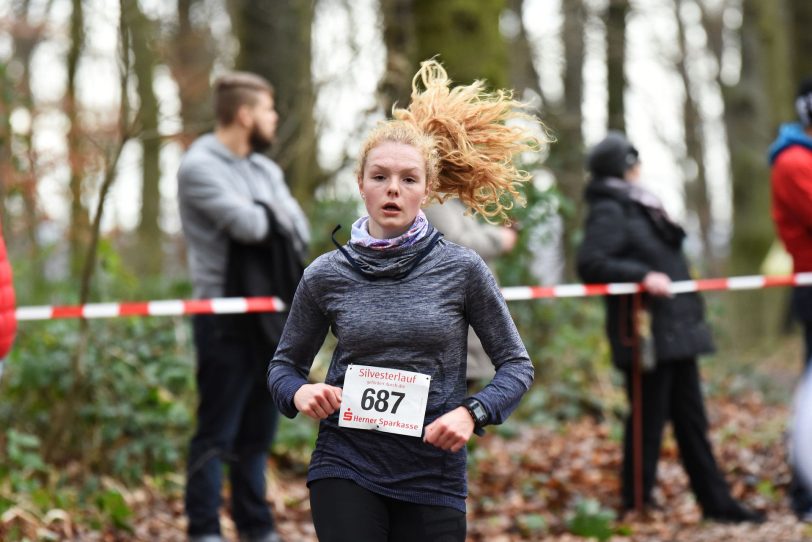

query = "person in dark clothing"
[[267, 60, 542, 542], [178, 72, 310, 542], [577, 132, 764, 523]]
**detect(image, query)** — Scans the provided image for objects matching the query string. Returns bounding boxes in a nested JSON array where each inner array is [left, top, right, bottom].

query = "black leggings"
[[309, 478, 466, 542]]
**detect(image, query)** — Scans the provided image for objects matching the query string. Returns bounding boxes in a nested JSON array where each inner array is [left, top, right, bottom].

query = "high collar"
[[769, 122, 812, 165], [333, 224, 443, 281], [585, 177, 685, 246], [584, 176, 632, 203]]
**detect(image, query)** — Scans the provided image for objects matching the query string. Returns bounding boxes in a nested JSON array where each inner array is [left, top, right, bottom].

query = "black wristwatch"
[[462, 397, 488, 436]]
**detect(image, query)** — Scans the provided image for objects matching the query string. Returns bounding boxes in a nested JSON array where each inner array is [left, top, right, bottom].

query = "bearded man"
[[177, 72, 310, 542]]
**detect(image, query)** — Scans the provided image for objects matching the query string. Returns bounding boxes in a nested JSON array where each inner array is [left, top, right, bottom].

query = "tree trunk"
[[727, 0, 791, 276], [379, 0, 417, 114], [67, 0, 89, 279], [124, 0, 163, 276], [759, 0, 794, 125], [1, 0, 56, 297], [229, 0, 321, 209], [45, 0, 135, 464], [168, 0, 215, 147], [675, 0, 714, 274], [722, 0, 792, 346], [0, 67, 11, 234], [789, 0, 812, 95], [12, 1, 44, 283], [413, 0, 508, 90], [546, 0, 586, 281], [606, 0, 627, 132], [1, 1, 34, 235], [505, 0, 544, 103], [380, 1, 514, 110]]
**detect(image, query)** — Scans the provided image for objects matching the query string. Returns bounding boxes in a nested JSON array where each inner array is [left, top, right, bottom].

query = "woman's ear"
[[358, 176, 365, 200]]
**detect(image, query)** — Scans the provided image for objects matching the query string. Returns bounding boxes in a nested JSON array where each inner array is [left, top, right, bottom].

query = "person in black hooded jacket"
[[577, 132, 764, 523]]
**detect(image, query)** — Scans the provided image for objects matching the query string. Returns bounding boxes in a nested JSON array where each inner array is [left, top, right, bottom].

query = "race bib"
[[339, 364, 431, 437]]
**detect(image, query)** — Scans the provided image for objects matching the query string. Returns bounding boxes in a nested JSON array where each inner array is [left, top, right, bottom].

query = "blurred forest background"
[[1, 0, 811, 540]]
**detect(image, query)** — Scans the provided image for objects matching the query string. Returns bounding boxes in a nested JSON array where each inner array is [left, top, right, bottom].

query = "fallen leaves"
[[2, 392, 810, 541], [466, 392, 806, 541]]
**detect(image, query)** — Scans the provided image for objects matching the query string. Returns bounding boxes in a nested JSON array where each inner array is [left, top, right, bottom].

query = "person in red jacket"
[[0, 225, 17, 379], [769, 76, 812, 520]]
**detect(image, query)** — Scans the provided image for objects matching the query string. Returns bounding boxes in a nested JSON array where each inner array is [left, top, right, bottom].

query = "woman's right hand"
[[294, 383, 343, 420], [642, 271, 673, 297]]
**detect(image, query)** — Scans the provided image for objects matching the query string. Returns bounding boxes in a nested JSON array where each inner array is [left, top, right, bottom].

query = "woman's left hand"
[[423, 407, 475, 452]]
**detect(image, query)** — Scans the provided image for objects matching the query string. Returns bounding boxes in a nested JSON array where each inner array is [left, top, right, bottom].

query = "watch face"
[[469, 400, 487, 423], [474, 403, 487, 422]]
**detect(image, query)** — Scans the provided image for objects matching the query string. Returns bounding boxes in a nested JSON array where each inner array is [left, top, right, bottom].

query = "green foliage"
[[495, 183, 617, 421], [1, 315, 195, 481], [3, 430, 46, 495], [757, 479, 779, 502], [1, 233, 331, 534], [0, 244, 199, 534], [516, 512, 547, 536], [96, 489, 133, 531], [566, 498, 617, 541], [0, 320, 181, 535], [5, 430, 46, 472], [306, 196, 364, 262], [492, 418, 523, 439], [273, 415, 319, 471]]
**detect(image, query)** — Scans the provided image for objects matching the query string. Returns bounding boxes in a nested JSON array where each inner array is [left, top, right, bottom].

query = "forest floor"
[[122, 396, 812, 542], [6, 340, 812, 541], [61, 392, 810, 542]]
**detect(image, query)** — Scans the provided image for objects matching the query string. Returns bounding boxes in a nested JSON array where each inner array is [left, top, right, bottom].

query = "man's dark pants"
[[791, 286, 812, 516], [185, 314, 278, 537]]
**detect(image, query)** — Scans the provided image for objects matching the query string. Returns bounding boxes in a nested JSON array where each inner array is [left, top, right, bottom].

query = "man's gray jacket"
[[177, 133, 310, 299]]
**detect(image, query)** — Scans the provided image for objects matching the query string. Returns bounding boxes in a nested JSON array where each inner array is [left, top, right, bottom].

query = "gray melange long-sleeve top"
[[267, 231, 534, 512]]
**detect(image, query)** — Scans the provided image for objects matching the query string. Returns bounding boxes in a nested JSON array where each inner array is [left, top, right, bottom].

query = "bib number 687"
[[361, 388, 405, 414]]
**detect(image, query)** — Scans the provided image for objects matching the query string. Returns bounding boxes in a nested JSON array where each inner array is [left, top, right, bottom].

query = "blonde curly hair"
[[356, 59, 548, 222]]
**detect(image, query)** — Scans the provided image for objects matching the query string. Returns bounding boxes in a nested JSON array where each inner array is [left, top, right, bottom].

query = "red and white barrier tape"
[[15, 297, 286, 321], [14, 272, 812, 321], [500, 272, 812, 301]]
